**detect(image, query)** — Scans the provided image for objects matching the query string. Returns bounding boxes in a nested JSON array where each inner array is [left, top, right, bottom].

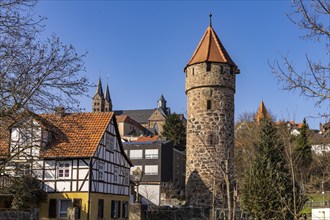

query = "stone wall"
[[185, 62, 236, 208], [0, 209, 38, 220]]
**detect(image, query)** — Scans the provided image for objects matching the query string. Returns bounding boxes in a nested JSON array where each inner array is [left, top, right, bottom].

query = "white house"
[[0, 112, 132, 220]]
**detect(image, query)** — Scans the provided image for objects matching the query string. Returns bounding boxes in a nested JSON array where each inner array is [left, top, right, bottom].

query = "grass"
[[300, 193, 330, 215]]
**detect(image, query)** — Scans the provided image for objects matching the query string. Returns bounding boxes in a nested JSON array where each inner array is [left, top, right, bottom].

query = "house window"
[[58, 162, 70, 179], [207, 100, 212, 110], [122, 201, 128, 218], [114, 165, 119, 183], [124, 169, 129, 185], [145, 165, 158, 175], [206, 62, 211, 71], [145, 149, 158, 159], [73, 199, 82, 219], [111, 200, 120, 218], [98, 161, 105, 181], [16, 163, 31, 176], [48, 199, 57, 218], [98, 199, 104, 219], [129, 150, 143, 159], [105, 134, 114, 151], [154, 123, 159, 135], [58, 199, 72, 218]]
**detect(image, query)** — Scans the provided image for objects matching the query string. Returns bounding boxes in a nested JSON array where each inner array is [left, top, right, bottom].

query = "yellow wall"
[[39, 192, 129, 220]]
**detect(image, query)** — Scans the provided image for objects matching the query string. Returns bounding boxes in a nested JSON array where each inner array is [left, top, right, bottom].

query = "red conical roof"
[[186, 25, 237, 69]]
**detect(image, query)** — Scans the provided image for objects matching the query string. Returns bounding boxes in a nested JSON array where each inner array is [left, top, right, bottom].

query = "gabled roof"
[[114, 109, 155, 124], [40, 112, 113, 158], [186, 25, 237, 69], [116, 115, 147, 132], [255, 101, 270, 123], [0, 112, 131, 165]]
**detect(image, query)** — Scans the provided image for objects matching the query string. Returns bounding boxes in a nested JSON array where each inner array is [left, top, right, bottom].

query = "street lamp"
[[132, 167, 144, 203]]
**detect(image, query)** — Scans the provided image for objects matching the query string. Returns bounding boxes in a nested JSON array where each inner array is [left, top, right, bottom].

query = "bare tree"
[[270, 0, 330, 116], [0, 0, 89, 171], [0, 0, 88, 120]]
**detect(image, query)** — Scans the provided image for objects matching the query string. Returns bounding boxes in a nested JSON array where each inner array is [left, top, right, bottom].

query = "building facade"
[[184, 20, 239, 208], [123, 140, 185, 206], [0, 112, 132, 220]]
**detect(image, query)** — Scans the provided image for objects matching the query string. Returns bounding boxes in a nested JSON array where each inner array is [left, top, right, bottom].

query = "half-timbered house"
[[1, 111, 132, 220]]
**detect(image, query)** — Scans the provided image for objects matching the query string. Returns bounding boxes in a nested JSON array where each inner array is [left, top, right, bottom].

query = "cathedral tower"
[[92, 78, 105, 112], [184, 17, 240, 208], [104, 83, 113, 112]]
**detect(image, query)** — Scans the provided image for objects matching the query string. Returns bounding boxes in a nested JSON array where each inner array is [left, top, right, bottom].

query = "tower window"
[[206, 62, 211, 72], [220, 66, 223, 74], [207, 100, 212, 110], [192, 68, 195, 75]]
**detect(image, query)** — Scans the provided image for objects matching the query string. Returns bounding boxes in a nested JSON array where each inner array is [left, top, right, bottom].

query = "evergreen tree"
[[241, 119, 300, 219], [162, 113, 186, 150], [295, 118, 312, 169]]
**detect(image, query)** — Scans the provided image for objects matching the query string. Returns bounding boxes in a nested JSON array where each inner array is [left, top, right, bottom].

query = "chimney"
[[54, 106, 65, 117]]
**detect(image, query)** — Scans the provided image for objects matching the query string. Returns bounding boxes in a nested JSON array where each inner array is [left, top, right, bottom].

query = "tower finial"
[[209, 13, 212, 27]]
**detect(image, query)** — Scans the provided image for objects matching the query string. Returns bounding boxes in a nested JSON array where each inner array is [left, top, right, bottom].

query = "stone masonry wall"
[[185, 62, 236, 208]]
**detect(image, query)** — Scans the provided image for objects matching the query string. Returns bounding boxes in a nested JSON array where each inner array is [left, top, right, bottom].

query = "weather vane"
[[209, 13, 212, 27]]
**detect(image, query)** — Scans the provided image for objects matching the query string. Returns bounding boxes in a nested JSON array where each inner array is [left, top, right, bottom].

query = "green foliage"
[[241, 119, 305, 219], [162, 113, 186, 150], [7, 175, 47, 210], [295, 118, 312, 169]]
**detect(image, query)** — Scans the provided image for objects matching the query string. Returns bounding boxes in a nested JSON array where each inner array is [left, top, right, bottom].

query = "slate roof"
[[114, 109, 155, 124], [116, 115, 147, 132], [186, 25, 237, 69]]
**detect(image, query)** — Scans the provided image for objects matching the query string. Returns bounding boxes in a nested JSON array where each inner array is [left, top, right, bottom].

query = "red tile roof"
[[0, 112, 131, 164], [186, 25, 237, 68], [40, 112, 113, 158], [134, 135, 160, 142]]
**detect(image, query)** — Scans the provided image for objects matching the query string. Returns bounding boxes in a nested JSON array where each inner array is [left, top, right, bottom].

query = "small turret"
[[157, 95, 166, 110]]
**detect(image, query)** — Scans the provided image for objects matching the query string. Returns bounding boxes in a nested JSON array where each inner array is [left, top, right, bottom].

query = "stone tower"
[[184, 18, 240, 209]]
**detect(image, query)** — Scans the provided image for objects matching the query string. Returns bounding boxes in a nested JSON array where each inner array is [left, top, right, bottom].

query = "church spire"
[[255, 100, 271, 123], [92, 78, 105, 112], [104, 83, 112, 112], [95, 78, 104, 98]]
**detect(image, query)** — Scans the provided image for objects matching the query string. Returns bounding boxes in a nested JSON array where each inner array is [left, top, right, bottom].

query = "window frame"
[[57, 161, 71, 179], [58, 199, 72, 218], [145, 149, 159, 159], [129, 149, 143, 159], [144, 165, 158, 175]]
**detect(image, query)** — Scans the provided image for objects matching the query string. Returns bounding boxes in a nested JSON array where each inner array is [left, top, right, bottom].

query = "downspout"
[[87, 157, 92, 220]]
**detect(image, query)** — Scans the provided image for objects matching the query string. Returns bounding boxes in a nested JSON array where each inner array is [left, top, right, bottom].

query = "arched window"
[[154, 123, 159, 135]]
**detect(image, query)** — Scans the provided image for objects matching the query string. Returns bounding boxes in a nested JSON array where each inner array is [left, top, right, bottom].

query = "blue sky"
[[35, 1, 327, 129]]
